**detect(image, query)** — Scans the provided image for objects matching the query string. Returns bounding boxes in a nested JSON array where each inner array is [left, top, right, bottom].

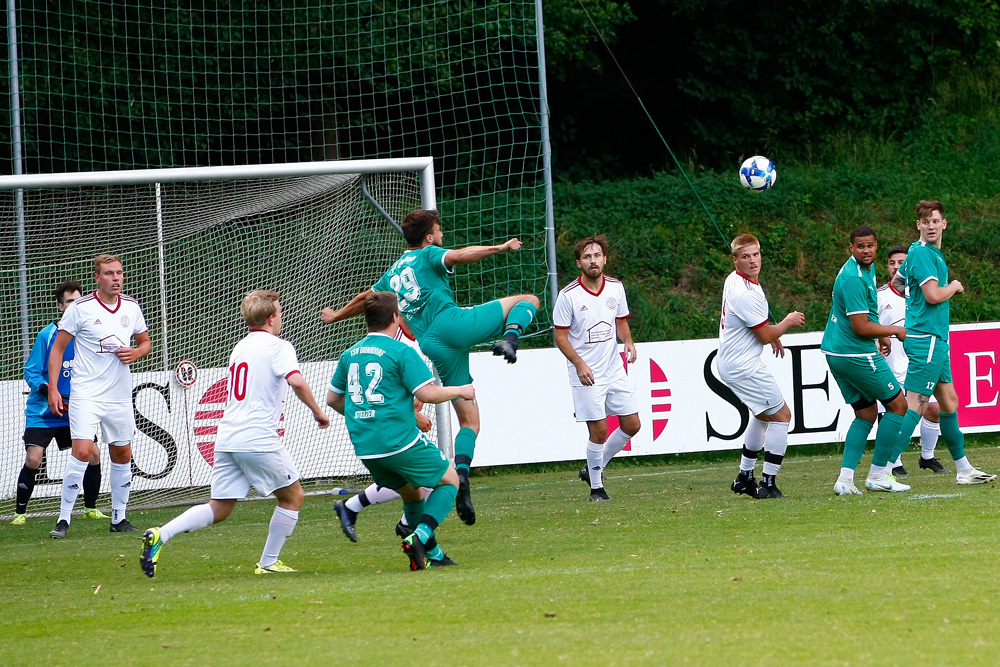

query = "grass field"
[[3, 444, 1000, 666]]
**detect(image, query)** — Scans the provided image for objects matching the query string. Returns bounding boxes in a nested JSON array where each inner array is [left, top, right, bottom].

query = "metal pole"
[[7, 0, 30, 358], [154, 182, 170, 371], [535, 0, 559, 310]]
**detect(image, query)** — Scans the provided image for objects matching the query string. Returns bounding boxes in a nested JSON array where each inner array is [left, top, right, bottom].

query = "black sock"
[[83, 463, 102, 509], [15, 465, 38, 514]]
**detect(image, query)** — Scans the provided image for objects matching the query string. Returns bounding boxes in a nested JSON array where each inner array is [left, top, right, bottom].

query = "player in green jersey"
[[890, 200, 996, 485], [327, 292, 476, 570], [820, 226, 909, 494], [322, 209, 540, 524]]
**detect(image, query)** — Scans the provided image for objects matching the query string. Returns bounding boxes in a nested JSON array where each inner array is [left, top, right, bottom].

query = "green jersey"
[[329, 332, 435, 458], [372, 245, 456, 338], [820, 255, 879, 356], [899, 240, 950, 340]]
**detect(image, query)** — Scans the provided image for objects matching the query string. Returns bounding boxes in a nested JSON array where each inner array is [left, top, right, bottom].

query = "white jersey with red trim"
[[717, 270, 771, 380], [58, 292, 148, 403], [215, 330, 301, 453], [553, 275, 630, 386], [877, 282, 907, 381]]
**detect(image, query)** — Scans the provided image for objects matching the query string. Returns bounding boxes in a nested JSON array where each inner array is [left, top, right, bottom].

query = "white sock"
[[345, 483, 401, 513], [920, 418, 940, 458], [893, 455, 903, 468], [160, 503, 216, 543], [741, 417, 768, 472], [868, 464, 887, 479], [586, 440, 604, 489], [838, 467, 855, 484], [953, 456, 974, 475], [761, 420, 789, 476], [59, 457, 89, 523], [110, 461, 132, 524], [601, 428, 631, 467], [259, 507, 298, 568]]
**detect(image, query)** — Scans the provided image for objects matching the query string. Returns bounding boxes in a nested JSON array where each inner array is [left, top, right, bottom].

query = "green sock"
[[402, 500, 425, 531], [454, 427, 477, 472], [426, 545, 445, 560], [842, 417, 874, 470], [424, 484, 458, 527], [892, 409, 921, 462], [502, 300, 537, 339], [938, 411, 966, 461], [872, 412, 903, 467]]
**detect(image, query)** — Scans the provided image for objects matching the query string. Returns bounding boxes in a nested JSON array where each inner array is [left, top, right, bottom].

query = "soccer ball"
[[739, 156, 777, 192]]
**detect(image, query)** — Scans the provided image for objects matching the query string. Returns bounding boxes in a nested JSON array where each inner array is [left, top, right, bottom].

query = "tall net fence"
[[0, 166, 440, 516]]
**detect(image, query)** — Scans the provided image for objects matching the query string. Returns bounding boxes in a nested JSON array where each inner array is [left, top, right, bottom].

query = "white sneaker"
[[865, 474, 911, 492], [834, 480, 862, 495], [956, 469, 998, 485]]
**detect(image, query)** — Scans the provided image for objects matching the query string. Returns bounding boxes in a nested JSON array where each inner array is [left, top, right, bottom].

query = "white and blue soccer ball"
[[739, 155, 777, 192]]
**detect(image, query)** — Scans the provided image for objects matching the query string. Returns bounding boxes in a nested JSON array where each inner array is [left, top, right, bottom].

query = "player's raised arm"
[[918, 278, 964, 305], [288, 372, 330, 428], [321, 289, 375, 324], [444, 238, 522, 266], [46, 330, 74, 416]]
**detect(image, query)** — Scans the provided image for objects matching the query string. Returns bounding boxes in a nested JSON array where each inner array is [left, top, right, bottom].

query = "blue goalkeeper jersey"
[[24, 322, 75, 428]]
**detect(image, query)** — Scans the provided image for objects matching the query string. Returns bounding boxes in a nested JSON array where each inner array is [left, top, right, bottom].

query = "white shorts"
[[721, 366, 785, 417], [571, 374, 639, 422], [211, 449, 300, 499], [68, 398, 136, 444]]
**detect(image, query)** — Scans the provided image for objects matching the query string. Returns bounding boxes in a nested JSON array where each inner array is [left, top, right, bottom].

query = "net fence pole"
[[535, 0, 559, 310], [154, 182, 171, 371], [7, 0, 30, 358]]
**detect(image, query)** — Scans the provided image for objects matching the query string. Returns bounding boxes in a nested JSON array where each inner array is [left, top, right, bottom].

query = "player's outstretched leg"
[[139, 503, 216, 577], [335, 483, 404, 542], [140, 528, 163, 578], [491, 296, 539, 364]]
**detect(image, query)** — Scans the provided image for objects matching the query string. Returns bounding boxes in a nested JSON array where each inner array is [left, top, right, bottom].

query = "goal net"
[[0, 158, 441, 516]]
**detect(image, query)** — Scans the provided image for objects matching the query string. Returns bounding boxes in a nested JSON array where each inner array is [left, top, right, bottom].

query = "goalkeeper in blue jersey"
[[327, 292, 476, 570], [12, 281, 107, 525], [322, 209, 540, 525]]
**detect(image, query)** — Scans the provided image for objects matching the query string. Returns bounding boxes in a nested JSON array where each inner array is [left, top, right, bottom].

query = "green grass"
[[4, 445, 1000, 666]]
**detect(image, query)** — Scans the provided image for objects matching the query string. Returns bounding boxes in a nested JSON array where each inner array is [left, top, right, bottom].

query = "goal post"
[[0, 157, 447, 516]]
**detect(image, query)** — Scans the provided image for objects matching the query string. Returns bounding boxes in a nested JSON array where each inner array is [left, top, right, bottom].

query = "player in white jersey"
[[877, 245, 942, 474], [553, 235, 640, 502], [719, 234, 805, 499], [140, 290, 330, 577], [47, 254, 151, 538]]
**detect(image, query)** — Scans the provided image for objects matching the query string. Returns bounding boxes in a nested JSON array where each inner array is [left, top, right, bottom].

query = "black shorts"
[[23, 426, 72, 450]]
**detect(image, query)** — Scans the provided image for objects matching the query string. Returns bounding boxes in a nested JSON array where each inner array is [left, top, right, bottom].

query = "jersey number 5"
[[389, 267, 421, 312], [347, 362, 385, 406]]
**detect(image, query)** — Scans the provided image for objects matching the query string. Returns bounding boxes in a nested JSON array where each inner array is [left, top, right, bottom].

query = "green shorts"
[[418, 300, 504, 386], [825, 353, 902, 406], [362, 434, 450, 490], [903, 334, 952, 395]]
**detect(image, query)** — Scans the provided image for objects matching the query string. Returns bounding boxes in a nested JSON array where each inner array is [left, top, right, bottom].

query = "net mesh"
[[0, 167, 437, 515]]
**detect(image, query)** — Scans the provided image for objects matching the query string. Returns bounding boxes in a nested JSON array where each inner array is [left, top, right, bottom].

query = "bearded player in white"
[[877, 245, 943, 475], [554, 235, 640, 502], [140, 290, 330, 577], [720, 234, 805, 499], [47, 254, 152, 538]]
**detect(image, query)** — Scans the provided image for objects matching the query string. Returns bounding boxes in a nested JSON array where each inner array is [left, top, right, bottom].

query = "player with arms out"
[[48, 255, 151, 538], [322, 208, 540, 525], [720, 234, 805, 499], [327, 292, 475, 570], [877, 245, 943, 475], [820, 226, 910, 494], [140, 290, 330, 577], [890, 200, 995, 485], [553, 235, 640, 502], [13, 281, 108, 525]]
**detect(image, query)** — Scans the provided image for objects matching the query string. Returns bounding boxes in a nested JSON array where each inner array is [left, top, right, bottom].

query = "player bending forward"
[[720, 234, 805, 499], [553, 235, 640, 502], [328, 293, 475, 570], [140, 291, 330, 577]]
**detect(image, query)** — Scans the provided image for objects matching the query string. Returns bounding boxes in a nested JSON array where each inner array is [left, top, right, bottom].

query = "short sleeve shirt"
[[552, 276, 630, 386], [215, 331, 301, 453], [329, 332, 435, 458], [58, 293, 148, 403], [372, 245, 456, 339], [877, 282, 908, 381], [820, 256, 879, 357], [899, 241, 950, 339], [717, 271, 770, 379]]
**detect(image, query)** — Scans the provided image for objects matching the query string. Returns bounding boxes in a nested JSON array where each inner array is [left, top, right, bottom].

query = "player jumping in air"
[[322, 209, 539, 525]]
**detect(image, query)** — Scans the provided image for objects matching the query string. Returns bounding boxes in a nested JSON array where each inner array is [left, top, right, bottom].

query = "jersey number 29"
[[389, 267, 421, 312]]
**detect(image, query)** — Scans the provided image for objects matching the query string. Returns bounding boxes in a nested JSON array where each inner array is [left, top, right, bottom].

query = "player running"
[[890, 200, 995, 485], [322, 208, 540, 525], [140, 290, 330, 577], [820, 226, 910, 494], [553, 235, 640, 502], [327, 292, 475, 570], [720, 234, 805, 499]]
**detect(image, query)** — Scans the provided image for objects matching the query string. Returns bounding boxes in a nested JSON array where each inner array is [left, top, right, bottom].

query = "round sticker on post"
[[175, 360, 198, 387]]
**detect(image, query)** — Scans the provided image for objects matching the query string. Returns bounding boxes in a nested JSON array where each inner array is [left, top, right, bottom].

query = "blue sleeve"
[[23, 326, 52, 392]]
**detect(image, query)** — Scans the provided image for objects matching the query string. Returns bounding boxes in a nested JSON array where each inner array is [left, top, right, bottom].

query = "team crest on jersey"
[[606, 297, 618, 310], [121, 315, 130, 327]]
